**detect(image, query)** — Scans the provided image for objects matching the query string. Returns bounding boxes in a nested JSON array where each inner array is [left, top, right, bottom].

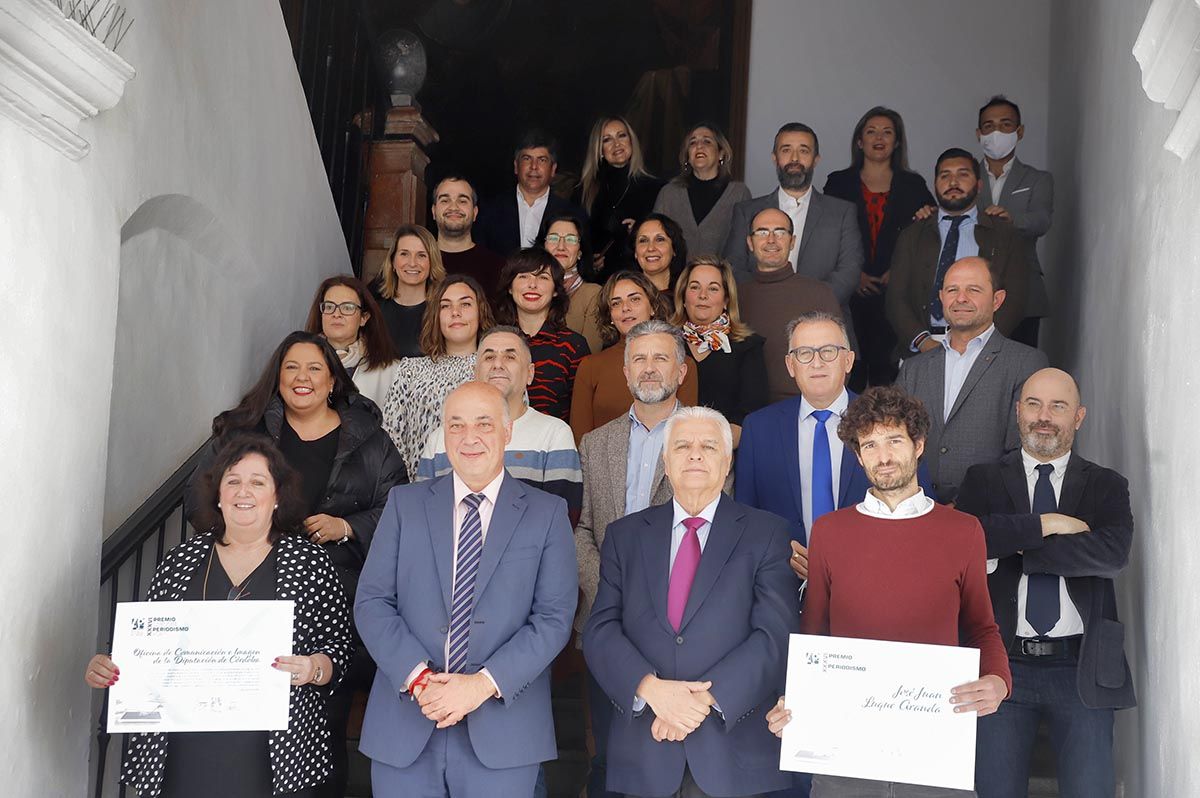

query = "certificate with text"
[[780, 634, 980, 790], [107, 600, 295, 733]]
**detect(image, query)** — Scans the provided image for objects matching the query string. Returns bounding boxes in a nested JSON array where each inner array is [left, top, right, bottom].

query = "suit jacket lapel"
[[998, 159, 1026, 208], [1000, 453, 1031, 512], [680, 496, 746, 631], [638, 503, 676, 634], [614, 419, 632, 517], [795, 191, 824, 266], [426, 477, 457, 615], [946, 336, 1002, 422], [780, 399, 806, 526], [473, 474, 528, 599], [1057, 454, 1087, 516]]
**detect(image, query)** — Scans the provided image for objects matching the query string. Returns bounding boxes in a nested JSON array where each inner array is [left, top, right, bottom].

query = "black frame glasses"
[[788, 344, 848, 364]]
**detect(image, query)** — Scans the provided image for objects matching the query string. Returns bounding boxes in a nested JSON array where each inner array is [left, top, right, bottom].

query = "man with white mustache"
[[975, 95, 1054, 348], [955, 368, 1134, 798]]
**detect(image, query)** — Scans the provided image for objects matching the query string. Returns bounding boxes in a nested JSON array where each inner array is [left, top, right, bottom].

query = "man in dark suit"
[[355, 382, 578, 797], [975, 95, 1054, 348], [723, 122, 862, 307], [897, 256, 1046, 503], [584, 405, 800, 798], [886, 147, 1029, 360], [956, 368, 1134, 798], [475, 128, 588, 258]]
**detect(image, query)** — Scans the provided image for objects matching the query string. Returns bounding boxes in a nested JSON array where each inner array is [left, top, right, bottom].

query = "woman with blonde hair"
[[670, 255, 767, 446], [652, 122, 750, 258], [374, 224, 446, 357], [577, 115, 663, 279]]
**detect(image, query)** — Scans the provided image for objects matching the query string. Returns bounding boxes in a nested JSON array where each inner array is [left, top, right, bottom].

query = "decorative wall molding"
[[0, 0, 133, 159], [1134, 0, 1200, 159]]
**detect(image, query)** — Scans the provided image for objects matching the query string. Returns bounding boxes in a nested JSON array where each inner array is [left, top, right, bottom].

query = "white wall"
[[1046, 1, 1200, 795], [745, 0, 1051, 194], [0, 0, 347, 794]]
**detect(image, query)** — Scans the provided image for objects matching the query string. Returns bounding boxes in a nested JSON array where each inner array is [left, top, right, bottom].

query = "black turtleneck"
[[686, 172, 729, 225]]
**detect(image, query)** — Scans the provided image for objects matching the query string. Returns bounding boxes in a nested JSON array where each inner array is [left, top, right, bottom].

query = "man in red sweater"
[[766, 385, 1011, 797]]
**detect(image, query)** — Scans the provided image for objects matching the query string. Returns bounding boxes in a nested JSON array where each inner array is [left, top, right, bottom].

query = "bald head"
[[748, 207, 795, 272], [1017, 368, 1086, 461]]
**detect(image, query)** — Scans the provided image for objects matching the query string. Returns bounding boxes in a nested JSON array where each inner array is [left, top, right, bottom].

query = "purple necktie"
[[667, 517, 705, 632]]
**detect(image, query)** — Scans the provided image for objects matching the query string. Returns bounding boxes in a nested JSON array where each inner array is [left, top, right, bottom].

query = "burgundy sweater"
[[802, 502, 1012, 694]]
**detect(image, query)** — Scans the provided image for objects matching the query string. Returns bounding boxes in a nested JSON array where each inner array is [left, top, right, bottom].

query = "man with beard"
[[886, 148, 1029, 360], [765, 385, 1011, 797], [955, 369, 1134, 798], [736, 209, 843, 402], [432, 175, 506, 293], [724, 123, 862, 308], [897, 257, 1046, 503], [574, 319, 692, 797]]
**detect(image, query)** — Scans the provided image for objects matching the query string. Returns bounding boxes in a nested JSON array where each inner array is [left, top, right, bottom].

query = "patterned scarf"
[[563, 265, 584, 296], [682, 313, 732, 355]]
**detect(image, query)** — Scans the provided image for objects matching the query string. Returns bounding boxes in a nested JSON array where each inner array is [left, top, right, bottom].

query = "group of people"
[[83, 96, 1133, 798]]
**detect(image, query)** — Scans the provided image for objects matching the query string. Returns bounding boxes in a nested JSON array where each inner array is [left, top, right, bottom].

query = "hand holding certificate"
[[103, 600, 295, 733], [778, 634, 983, 791]]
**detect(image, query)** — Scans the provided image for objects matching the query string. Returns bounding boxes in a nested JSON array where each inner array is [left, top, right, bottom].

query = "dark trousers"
[[588, 669, 621, 798], [811, 775, 973, 797], [322, 646, 375, 798], [975, 658, 1114, 798], [626, 765, 766, 798], [1008, 317, 1041, 348], [848, 293, 899, 392]]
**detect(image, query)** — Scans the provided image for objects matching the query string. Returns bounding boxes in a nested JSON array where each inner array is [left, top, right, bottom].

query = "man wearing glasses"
[[737, 207, 842, 402]]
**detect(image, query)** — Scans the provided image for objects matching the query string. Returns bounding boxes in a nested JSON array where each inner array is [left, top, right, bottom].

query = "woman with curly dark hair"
[[493, 248, 590, 421]]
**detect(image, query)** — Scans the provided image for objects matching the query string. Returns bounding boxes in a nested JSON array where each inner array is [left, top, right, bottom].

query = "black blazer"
[[476, 189, 589, 258], [822, 167, 934, 278], [693, 334, 768, 426], [955, 450, 1136, 710]]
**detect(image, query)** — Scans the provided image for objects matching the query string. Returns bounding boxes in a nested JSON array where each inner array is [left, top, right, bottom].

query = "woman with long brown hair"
[[302, 274, 399, 409], [374, 224, 447, 357]]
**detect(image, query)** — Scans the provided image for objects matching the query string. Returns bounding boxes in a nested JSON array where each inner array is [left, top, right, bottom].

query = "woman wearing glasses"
[[652, 122, 751, 258], [184, 331, 406, 798], [87, 433, 353, 798], [302, 275, 399, 409], [538, 213, 604, 354]]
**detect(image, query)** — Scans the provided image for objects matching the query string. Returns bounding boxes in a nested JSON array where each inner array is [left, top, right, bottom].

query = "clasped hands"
[[637, 674, 716, 743], [414, 672, 497, 729]]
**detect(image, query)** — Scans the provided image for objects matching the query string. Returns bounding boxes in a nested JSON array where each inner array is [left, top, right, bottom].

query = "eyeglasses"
[[545, 233, 580, 246], [788, 345, 848, 364], [319, 301, 363, 316], [751, 227, 792, 239]]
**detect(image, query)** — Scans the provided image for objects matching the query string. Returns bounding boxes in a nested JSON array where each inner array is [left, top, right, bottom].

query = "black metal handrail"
[[91, 440, 209, 798]]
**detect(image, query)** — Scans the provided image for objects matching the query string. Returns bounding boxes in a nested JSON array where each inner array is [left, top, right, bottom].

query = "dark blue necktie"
[[929, 215, 967, 324], [811, 410, 835, 530], [448, 493, 485, 673], [1027, 464, 1060, 635]]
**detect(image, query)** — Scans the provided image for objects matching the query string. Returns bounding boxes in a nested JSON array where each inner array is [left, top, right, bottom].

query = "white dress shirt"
[[941, 324, 994, 420], [517, 186, 550, 248], [988, 158, 1015, 206], [856, 488, 936, 519], [1016, 449, 1084, 638], [798, 389, 849, 534], [777, 186, 812, 270]]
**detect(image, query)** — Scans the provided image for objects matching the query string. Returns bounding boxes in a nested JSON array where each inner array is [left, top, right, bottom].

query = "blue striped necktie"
[[448, 492, 485, 673]]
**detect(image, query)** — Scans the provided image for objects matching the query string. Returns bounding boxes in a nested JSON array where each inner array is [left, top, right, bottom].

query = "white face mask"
[[980, 130, 1018, 160]]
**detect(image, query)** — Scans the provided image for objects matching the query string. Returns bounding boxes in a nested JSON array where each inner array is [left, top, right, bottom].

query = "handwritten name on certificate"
[[780, 634, 980, 791], [107, 601, 295, 733]]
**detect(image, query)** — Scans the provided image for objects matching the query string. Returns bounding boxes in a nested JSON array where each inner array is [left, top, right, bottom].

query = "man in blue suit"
[[584, 406, 800, 798], [356, 381, 578, 797]]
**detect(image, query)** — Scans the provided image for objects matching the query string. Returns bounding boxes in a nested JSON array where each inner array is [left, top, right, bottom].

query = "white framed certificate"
[[107, 600, 295, 733], [780, 634, 980, 791]]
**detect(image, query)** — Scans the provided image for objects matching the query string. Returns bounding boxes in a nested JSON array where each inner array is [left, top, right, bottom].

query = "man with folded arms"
[[767, 386, 1011, 798], [956, 368, 1134, 798], [585, 406, 799, 798]]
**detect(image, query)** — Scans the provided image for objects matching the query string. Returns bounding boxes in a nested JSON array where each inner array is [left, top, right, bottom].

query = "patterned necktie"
[[1027, 464, 1061, 635], [810, 409, 836, 534], [929, 215, 967, 324], [667, 517, 705, 632], [448, 493, 485, 673]]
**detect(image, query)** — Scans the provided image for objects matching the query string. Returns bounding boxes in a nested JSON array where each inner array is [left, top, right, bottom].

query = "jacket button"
[[439, 625, 448, 633], [676, 636, 684, 645], [940, 447, 948, 454]]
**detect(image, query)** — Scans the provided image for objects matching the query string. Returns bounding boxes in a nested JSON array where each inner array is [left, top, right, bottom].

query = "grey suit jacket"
[[896, 329, 1047, 502], [652, 179, 751, 259], [978, 158, 1054, 317], [722, 189, 863, 304], [573, 413, 672, 631]]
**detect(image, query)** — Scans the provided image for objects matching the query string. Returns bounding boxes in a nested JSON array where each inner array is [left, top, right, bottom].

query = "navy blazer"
[[735, 393, 934, 544], [583, 495, 800, 797], [823, 167, 934, 278], [355, 473, 578, 771], [476, 189, 589, 257], [955, 451, 1136, 710]]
